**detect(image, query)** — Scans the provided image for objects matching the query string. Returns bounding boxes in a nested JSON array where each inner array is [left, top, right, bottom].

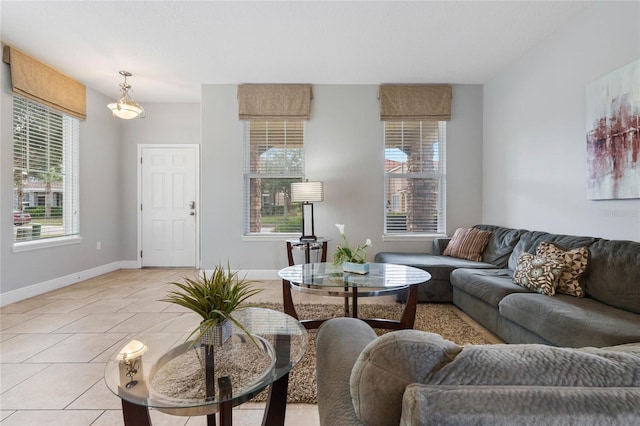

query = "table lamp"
[[291, 180, 324, 241]]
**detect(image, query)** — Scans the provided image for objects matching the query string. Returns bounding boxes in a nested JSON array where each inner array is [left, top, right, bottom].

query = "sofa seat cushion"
[[401, 385, 640, 426], [450, 269, 531, 307], [373, 252, 495, 281], [427, 342, 640, 387], [498, 293, 640, 347]]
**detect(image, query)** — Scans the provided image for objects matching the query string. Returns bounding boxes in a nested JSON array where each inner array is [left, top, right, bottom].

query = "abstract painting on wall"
[[586, 59, 639, 200]]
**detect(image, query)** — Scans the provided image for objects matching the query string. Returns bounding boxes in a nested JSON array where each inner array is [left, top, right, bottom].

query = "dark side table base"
[[282, 279, 418, 330]]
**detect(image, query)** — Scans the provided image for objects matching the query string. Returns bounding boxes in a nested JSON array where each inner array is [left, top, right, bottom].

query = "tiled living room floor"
[[0, 268, 497, 425], [0, 268, 397, 425]]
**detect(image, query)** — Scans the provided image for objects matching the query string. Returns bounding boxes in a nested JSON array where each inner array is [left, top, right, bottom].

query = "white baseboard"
[[0, 261, 132, 307]]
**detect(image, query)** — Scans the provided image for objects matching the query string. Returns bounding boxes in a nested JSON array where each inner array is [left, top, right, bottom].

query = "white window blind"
[[244, 120, 304, 234], [384, 121, 446, 234], [13, 95, 79, 242]]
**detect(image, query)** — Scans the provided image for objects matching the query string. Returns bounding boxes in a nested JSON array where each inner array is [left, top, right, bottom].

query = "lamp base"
[[299, 235, 317, 242]]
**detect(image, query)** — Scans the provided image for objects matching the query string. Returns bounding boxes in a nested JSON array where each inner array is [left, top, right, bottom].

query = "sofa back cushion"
[[473, 225, 527, 268], [584, 239, 640, 314], [508, 231, 597, 271]]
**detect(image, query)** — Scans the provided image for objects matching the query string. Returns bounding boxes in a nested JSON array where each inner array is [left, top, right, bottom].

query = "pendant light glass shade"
[[108, 71, 146, 119]]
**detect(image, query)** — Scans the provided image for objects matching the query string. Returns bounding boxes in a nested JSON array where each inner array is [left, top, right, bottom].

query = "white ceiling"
[[1, 1, 593, 103]]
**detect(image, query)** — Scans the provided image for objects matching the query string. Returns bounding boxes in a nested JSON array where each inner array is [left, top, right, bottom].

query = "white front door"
[[139, 145, 199, 267]]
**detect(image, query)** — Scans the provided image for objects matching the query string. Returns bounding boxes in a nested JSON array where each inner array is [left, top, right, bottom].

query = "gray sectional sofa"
[[316, 318, 640, 425], [375, 224, 640, 348]]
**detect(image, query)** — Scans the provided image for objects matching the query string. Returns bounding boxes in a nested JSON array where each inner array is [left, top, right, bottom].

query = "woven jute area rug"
[[250, 302, 494, 404]]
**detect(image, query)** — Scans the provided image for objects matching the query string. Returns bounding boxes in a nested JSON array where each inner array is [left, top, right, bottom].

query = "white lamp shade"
[[291, 181, 324, 202], [108, 100, 145, 120]]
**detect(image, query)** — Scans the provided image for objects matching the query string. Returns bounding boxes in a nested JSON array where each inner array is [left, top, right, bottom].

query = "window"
[[13, 95, 79, 243], [244, 120, 304, 235], [384, 121, 446, 235]]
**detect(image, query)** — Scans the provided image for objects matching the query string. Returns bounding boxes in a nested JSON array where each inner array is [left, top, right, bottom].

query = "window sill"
[[382, 233, 446, 242], [12, 235, 83, 253], [242, 233, 301, 242]]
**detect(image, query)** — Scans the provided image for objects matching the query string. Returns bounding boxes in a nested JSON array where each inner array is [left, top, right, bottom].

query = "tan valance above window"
[[379, 84, 452, 121], [3, 45, 86, 120], [238, 84, 312, 120]]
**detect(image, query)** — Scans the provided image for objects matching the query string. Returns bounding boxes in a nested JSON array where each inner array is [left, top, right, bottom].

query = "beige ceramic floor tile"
[[54, 313, 134, 333], [90, 410, 127, 426], [0, 363, 49, 392], [28, 333, 129, 363], [0, 313, 41, 331], [107, 312, 184, 333], [66, 379, 122, 410], [0, 333, 71, 363], [0, 409, 103, 425], [0, 363, 104, 409], [0, 297, 55, 314], [0, 410, 15, 421], [72, 299, 137, 314], [2, 313, 88, 333], [27, 298, 99, 314]]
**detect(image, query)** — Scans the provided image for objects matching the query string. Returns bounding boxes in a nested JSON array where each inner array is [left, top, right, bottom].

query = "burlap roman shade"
[[380, 84, 452, 121], [3, 45, 86, 120], [238, 84, 312, 120]]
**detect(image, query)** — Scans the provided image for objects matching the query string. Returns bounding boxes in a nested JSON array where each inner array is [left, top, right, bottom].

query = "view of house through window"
[[244, 120, 304, 234], [13, 95, 80, 243], [384, 120, 446, 234]]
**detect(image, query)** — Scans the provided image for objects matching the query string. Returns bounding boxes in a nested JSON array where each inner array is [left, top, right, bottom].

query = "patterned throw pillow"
[[536, 241, 589, 298], [443, 227, 492, 262], [512, 252, 563, 296]]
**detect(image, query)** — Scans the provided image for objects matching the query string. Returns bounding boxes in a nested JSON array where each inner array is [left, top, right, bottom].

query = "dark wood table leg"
[[399, 284, 418, 329], [352, 287, 358, 318], [282, 279, 299, 320], [262, 334, 291, 426], [121, 399, 151, 426]]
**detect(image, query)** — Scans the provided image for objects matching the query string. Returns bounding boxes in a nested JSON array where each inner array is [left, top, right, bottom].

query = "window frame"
[[242, 120, 305, 238], [12, 95, 81, 251], [383, 120, 447, 239]]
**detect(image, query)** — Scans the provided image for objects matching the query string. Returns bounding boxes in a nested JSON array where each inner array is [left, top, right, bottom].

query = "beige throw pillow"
[[443, 227, 492, 262], [536, 241, 589, 298]]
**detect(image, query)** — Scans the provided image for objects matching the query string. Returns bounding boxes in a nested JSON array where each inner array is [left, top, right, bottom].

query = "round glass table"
[[278, 262, 431, 330], [104, 307, 308, 426]]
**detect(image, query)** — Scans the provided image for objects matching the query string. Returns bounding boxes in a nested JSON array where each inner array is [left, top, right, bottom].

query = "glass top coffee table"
[[104, 307, 308, 426], [278, 262, 431, 330]]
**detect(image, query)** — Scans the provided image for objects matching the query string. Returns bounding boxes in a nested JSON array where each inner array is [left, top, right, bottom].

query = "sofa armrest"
[[316, 318, 377, 426], [432, 238, 451, 255], [401, 385, 640, 425], [349, 330, 462, 426]]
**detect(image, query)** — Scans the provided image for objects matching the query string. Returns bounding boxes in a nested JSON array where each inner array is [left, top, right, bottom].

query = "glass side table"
[[104, 307, 308, 426], [279, 262, 431, 330]]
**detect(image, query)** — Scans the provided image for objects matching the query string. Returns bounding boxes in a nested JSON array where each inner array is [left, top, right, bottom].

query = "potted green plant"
[[333, 223, 372, 274], [161, 262, 262, 346]]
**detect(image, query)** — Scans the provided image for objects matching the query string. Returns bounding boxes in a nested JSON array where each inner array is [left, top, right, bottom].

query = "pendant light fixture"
[[107, 70, 146, 119]]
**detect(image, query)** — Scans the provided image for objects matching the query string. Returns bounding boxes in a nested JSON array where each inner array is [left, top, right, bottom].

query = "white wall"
[[483, 1, 640, 241], [201, 84, 484, 273]]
